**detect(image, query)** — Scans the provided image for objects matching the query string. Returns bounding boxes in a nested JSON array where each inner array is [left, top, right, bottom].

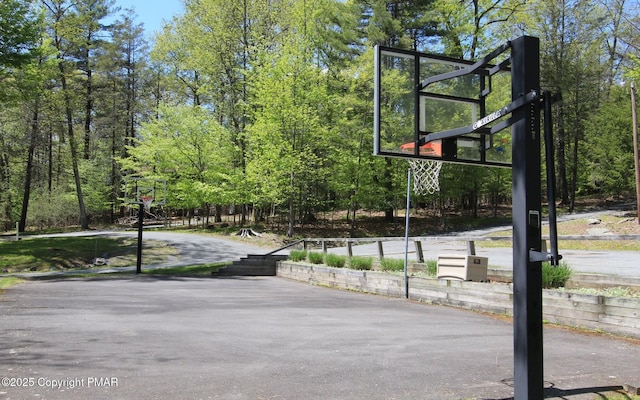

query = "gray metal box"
[[437, 254, 488, 281]]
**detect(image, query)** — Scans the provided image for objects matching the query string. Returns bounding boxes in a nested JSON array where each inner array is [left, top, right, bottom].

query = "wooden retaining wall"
[[277, 261, 640, 339]]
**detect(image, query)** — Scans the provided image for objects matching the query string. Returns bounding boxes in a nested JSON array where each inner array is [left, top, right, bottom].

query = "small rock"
[[586, 218, 601, 225], [93, 257, 108, 266]]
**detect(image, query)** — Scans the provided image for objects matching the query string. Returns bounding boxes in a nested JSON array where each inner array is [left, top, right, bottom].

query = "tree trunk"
[[569, 121, 581, 213], [59, 64, 89, 229], [555, 105, 569, 204], [349, 202, 357, 237], [0, 139, 12, 231], [47, 124, 53, 192], [19, 103, 40, 232], [384, 158, 394, 222], [84, 66, 92, 159], [287, 171, 295, 237], [472, 187, 478, 219]]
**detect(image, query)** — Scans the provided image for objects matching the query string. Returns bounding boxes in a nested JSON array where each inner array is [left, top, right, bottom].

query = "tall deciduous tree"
[[0, 0, 41, 72], [583, 85, 636, 193], [43, 0, 87, 228], [95, 11, 149, 221], [247, 0, 333, 236], [518, 0, 608, 210], [0, 0, 42, 230], [121, 104, 235, 221]]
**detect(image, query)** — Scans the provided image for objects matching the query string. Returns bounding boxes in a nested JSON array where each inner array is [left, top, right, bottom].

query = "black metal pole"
[[136, 203, 143, 274], [511, 35, 544, 399], [544, 91, 560, 265]]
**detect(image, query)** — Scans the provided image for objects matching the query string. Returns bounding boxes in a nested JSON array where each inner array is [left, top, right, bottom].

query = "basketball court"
[[2, 276, 639, 400]]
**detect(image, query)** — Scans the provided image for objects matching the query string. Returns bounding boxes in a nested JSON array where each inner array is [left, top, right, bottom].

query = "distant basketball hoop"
[[123, 177, 167, 274], [140, 195, 154, 211]]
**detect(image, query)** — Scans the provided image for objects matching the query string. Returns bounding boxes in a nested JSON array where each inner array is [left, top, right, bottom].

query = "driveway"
[[1, 276, 639, 400]]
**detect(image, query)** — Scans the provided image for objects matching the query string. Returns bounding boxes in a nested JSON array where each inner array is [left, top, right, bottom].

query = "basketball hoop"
[[140, 195, 154, 211], [408, 158, 442, 195]]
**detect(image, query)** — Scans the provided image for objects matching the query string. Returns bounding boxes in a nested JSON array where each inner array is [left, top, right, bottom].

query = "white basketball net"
[[408, 159, 443, 195], [140, 196, 154, 211]]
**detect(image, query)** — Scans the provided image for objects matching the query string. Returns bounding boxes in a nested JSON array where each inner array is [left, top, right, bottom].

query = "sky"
[[112, 0, 185, 38]]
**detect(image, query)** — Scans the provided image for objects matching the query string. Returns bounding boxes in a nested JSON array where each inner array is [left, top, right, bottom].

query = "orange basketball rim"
[[399, 140, 442, 157]]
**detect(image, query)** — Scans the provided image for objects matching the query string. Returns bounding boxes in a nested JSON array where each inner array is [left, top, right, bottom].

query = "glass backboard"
[[374, 45, 513, 167]]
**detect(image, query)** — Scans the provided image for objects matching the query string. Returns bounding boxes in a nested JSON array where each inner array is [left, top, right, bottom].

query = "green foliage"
[[542, 261, 573, 289], [289, 249, 307, 262], [26, 188, 81, 229], [0, 277, 23, 291], [122, 105, 236, 210], [381, 258, 405, 272], [0, 0, 637, 234], [583, 86, 636, 194], [348, 256, 373, 270], [308, 251, 325, 265], [560, 286, 640, 299], [78, 159, 113, 215], [325, 253, 347, 268], [0, 0, 41, 70], [425, 259, 438, 276]]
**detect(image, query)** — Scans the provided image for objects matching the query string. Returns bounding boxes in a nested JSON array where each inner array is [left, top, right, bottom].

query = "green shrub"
[[349, 256, 373, 270], [542, 261, 572, 288], [308, 251, 325, 264], [326, 254, 347, 268], [425, 259, 438, 276], [381, 258, 405, 272], [289, 249, 307, 262]]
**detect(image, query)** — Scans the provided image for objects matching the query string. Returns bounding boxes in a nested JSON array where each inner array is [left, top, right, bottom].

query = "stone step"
[[213, 254, 288, 276]]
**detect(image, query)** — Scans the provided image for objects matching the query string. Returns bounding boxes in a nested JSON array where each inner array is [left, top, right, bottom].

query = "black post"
[[511, 36, 543, 399], [544, 91, 560, 265], [136, 203, 143, 274]]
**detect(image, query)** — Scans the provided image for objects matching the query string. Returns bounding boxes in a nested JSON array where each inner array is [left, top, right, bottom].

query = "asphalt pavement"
[[2, 276, 639, 400]]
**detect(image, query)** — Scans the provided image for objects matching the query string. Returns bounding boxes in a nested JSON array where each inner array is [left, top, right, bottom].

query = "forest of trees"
[[1, 0, 639, 236]]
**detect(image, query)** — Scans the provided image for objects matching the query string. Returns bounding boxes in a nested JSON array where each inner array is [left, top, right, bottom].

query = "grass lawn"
[[140, 263, 227, 276], [0, 235, 175, 273], [482, 213, 640, 251]]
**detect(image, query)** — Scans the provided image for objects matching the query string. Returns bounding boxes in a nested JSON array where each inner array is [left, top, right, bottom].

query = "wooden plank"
[[414, 240, 424, 263], [467, 240, 476, 256], [601, 304, 639, 319], [604, 296, 640, 308], [598, 314, 640, 329], [543, 305, 601, 322]]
